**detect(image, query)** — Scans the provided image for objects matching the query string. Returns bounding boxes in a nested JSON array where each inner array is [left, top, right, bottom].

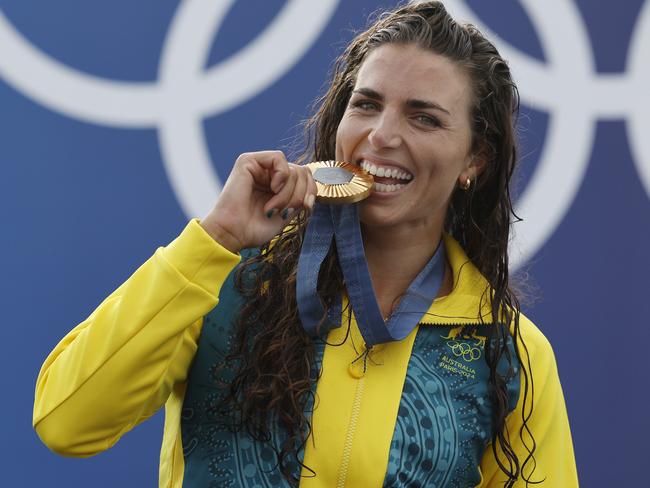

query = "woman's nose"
[[368, 112, 402, 149]]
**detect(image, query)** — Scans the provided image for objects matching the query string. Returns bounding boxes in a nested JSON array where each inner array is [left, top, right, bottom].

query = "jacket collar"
[[420, 235, 494, 325]]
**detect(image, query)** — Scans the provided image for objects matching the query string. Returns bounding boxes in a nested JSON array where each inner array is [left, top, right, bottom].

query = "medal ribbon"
[[296, 203, 446, 347]]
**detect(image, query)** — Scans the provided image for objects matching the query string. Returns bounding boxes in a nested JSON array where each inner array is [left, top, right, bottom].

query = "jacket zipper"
[[336, 376, 365, 487]]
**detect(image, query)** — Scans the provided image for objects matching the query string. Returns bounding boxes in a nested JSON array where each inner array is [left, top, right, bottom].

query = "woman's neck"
[[362, 222, 450, 318]]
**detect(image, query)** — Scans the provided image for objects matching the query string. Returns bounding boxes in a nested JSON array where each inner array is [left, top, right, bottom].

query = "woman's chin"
[[358, 204, 401, 229]]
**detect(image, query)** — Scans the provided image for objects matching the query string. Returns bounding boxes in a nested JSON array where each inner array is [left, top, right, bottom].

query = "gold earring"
[[461, 177, 471, 190]]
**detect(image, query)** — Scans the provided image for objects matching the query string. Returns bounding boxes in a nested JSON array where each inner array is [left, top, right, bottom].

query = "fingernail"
[[266, 209, 277, 219], [306, 194, 316, 209], [281, 208, 293, 220]]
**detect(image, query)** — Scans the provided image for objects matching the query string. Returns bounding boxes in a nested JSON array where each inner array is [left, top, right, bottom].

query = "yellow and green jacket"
[[33, 220, 578, 487]]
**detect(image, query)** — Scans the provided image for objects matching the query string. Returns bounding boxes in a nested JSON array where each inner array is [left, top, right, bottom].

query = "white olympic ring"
[[0, 0, 648, 269], [0, 0, 340, 218], [433, 0, 650, 267]]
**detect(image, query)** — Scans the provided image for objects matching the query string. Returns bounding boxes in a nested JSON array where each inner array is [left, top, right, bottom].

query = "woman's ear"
[[458, 154, 487, 189]]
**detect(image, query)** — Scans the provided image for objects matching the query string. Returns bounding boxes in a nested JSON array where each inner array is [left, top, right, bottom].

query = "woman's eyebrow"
[[407, 98, 450, 116], [352, 87, 384, 100], [352, 87, 450, 115]]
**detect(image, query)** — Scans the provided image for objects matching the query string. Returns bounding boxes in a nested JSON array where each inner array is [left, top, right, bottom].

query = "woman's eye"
[[414, 114, 440, 127], [351, 100, 378, 111]]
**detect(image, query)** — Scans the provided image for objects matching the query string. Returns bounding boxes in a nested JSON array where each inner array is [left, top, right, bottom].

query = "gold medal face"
[[305, 160, 374, 204]]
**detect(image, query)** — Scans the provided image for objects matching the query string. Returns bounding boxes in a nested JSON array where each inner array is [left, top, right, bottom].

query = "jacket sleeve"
[[33, 219, 241, 457], [478, 315, 579, 487]]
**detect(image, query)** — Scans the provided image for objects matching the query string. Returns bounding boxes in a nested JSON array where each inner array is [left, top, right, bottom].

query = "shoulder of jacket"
[[515, 311, 557, 373]]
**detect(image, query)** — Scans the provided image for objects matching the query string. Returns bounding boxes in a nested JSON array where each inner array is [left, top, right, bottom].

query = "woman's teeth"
[[374, 182, 406, 193], [360, 160, 412, 181]]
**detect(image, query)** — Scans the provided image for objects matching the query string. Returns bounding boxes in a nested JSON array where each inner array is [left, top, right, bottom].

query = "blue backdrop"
[[1, 1, 648, 486]]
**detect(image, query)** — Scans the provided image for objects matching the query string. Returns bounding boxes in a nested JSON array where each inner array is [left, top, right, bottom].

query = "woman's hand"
[[199, 151, 317, 253]]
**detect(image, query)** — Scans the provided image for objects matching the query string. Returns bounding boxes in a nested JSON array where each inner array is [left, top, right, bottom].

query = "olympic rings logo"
[[1, 0, 648, 269], [446, 340, 482, 362]]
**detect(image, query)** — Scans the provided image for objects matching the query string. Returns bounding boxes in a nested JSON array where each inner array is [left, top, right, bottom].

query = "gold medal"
[[305, 160, 374, 204]]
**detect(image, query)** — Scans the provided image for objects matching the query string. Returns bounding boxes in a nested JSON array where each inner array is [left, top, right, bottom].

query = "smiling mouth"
[[359, 159, 413, 193]]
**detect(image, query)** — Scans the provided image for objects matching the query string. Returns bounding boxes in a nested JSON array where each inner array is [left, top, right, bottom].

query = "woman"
[[33, 2, 578, 487]]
